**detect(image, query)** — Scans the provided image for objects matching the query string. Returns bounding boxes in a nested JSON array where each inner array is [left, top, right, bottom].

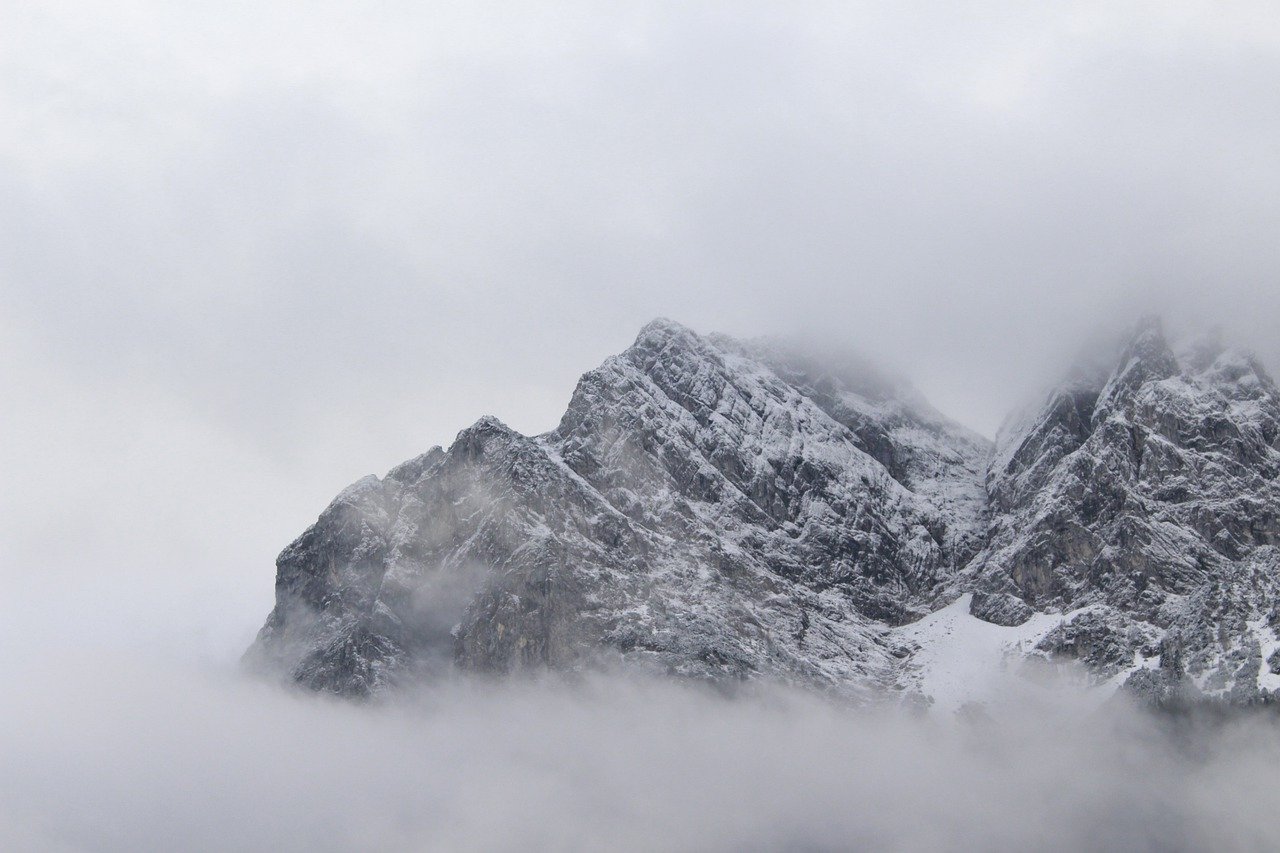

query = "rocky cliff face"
[[963, 318, 1280, 704], [246, 318, 1280, 707]]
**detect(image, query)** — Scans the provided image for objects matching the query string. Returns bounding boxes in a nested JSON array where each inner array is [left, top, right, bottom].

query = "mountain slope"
[[964, 317, 1280, 703], [247, 319, 990, 697], [246, 317, 1280, 707]]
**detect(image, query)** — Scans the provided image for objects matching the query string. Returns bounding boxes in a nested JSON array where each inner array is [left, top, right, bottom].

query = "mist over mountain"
[[8, 1, 1280, 849], [249, 316, 1280, 712]]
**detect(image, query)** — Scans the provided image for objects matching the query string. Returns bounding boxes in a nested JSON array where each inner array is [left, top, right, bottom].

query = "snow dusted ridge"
[[246, 317, 1280, 710]]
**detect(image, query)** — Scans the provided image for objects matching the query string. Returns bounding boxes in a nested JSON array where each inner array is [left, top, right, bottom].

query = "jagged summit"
[[965, 316, 1280, 702], [247, 317, 1280, 707], [1091, 315, 1180, 425], [632, 315, 700, 344]]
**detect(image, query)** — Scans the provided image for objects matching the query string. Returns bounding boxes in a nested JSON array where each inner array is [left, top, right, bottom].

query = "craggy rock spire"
[[966, 317, 1280, 702]]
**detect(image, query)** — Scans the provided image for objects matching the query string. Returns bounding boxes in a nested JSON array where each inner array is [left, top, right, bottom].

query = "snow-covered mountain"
[[246, 318, 1280, 709]]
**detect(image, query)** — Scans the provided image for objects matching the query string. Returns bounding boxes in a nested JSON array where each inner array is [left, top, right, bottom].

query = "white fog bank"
[[4, 649, 1279, 852]]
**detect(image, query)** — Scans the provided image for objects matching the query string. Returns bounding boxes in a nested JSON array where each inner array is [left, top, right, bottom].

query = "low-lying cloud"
[[5, 2, 1280, 850], [5, 648, 1279, 852]]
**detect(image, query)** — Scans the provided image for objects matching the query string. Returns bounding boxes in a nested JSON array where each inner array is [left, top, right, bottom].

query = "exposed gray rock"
[[246, 316, 1280, 705], [1033, 609, 1161, 681], [968, 591, 1034, 627], [247, 320, 987, 697], [966, 317, 1280, 702]]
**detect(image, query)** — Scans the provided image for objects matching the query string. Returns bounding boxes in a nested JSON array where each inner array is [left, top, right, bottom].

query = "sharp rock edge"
[[245, 317, 1280, 710]]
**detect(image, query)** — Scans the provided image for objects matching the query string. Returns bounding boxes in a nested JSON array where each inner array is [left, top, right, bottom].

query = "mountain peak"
[[1127, 312, 1165, 340], [629, 317, 705, 354], [1090, 315, 1180, 423], [457, 414, 515, 437], [636, 315, 693, 337], [448, 415, 523, 462], [249, 317, 1280, 709], [1117, 314, 1176, 368]]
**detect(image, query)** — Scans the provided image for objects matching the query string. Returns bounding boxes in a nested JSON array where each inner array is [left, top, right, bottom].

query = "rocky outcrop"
[[246, 317, 1280, 706], [965, 317, 1280, 702]]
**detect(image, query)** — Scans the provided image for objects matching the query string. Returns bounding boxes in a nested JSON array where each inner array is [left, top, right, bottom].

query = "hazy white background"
[[3, 4, 1280, 849], [4, 0, 1280, 656]]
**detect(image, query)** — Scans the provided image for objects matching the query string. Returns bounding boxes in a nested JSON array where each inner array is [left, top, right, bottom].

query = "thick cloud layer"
[[4, 653, 1280, 852], [4, 0, 1280, 655], [5, 2, 1280, 444]]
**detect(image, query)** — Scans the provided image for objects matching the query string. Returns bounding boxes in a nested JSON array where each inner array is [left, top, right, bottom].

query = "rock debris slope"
[[246, 318, 1280, 706]]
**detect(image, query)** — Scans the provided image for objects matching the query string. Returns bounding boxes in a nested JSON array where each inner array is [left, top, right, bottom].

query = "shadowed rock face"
[[246, 317, 1280, 705]]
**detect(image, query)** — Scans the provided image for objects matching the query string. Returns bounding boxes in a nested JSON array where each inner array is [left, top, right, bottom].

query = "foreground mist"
[[4, 652, 1279, 852]]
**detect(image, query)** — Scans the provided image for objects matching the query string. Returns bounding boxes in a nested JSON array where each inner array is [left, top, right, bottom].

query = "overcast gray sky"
[[3, 1, 1279, 657]]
